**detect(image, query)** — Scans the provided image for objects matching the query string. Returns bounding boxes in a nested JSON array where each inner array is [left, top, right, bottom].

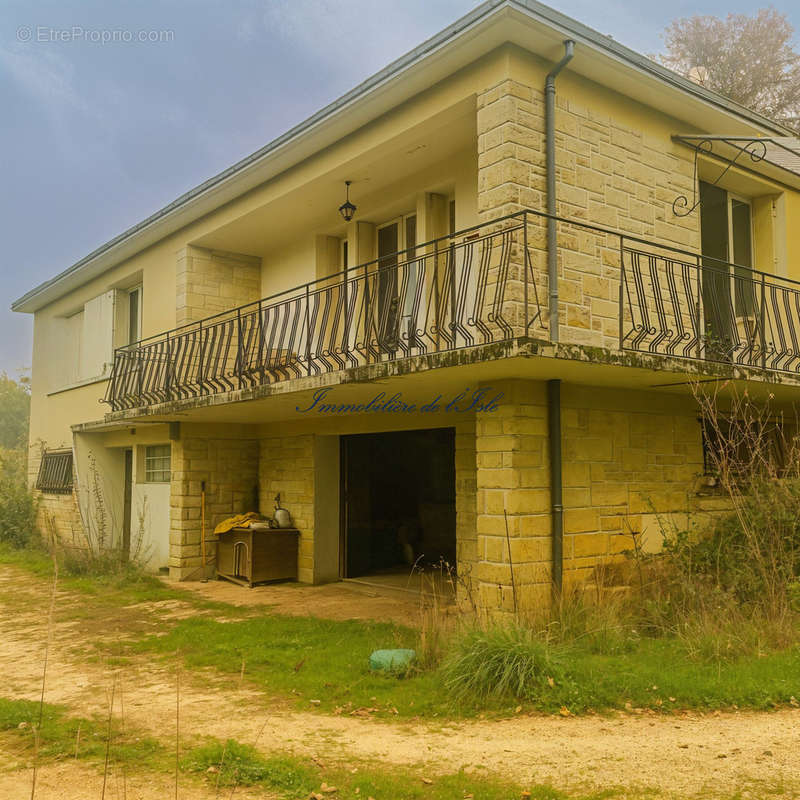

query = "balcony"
[[104, 210, 800, 412]]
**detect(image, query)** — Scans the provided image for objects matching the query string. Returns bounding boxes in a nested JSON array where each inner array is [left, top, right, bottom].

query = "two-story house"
[[14, 0, 800, 613]]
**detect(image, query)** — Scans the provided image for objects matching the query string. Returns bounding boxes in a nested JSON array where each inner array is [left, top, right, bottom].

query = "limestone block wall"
[[28, 445, 83, 548], [454, 416, 478, 597], [175, 246, 261, 326], [475, 379, 552, 613], [169, 430, 259, 579], [560, 389, 705, 586], [473, 379, 710, 614], [476, 75, 702, 350], [258, 434, 316, 584]]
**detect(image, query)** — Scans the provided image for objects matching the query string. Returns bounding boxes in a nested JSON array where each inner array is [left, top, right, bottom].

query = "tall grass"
[[0, 447, 37, 549], [442, 624, 569, 707], [437, 386, 800, 709]]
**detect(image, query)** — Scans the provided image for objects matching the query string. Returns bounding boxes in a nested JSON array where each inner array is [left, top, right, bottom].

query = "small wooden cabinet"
[[216, 527, 299, 587]]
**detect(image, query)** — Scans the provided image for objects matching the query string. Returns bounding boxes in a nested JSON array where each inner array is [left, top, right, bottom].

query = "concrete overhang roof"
[[12, 0, 795, 314]]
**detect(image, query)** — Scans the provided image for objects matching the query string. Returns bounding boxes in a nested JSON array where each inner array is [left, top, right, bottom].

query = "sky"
[[1, 0, 799, 377]]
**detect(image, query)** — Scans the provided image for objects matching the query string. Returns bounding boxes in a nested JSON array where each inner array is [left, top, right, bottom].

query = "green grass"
[[0, 697, 166, 770], [181, 737, 616, 800], [563, 637, 800, 712], [0, 542, 232, 610], [0, 699, 612, 800], [128, 613, 800, 717], [127, 614, 446, 716], [2, 546, 797, 717]]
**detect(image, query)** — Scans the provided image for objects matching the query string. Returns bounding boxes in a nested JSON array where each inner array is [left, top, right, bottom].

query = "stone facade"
[[258, 434, 316, 584], [476, 76, 702, 350], [474, 380, 552, 613], [169, 428, 259, 579], [560, 391, 705, 585], [175, 246, 261, 326], [469, 378, 713, 614], [454, 417, 478, 603], [28, 445, 83, 548]]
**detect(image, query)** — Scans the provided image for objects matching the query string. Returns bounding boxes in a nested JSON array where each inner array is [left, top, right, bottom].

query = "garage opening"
[[340, 427, 456, 581]]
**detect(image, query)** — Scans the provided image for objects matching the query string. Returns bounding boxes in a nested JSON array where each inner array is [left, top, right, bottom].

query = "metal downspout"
[[546, 40, 575, 344], [547, 379, 564, 598]]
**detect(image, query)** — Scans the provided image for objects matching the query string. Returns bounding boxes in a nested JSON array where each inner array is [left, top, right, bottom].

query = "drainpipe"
[[547, 379, 564, 598], [546, 40, 575, 344]]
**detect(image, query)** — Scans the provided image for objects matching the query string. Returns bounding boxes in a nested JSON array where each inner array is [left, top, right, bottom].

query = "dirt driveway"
[[1, 565, 798, 800]]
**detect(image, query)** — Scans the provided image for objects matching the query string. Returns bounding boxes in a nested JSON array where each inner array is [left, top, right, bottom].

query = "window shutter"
[[80, 291, 116, 379]]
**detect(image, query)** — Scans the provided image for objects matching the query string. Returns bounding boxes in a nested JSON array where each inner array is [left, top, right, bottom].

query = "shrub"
[[0, 448, 37, 548], [441, 624, 569, 706]]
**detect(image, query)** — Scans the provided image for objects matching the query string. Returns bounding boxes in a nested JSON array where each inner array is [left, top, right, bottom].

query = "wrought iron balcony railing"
[[620, 242, 800, 373], [104, 213, 542, 411], [103, 208, 800, 412]]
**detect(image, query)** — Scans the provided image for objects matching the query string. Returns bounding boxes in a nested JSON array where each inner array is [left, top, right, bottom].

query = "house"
[[13, 0, 800, 613]]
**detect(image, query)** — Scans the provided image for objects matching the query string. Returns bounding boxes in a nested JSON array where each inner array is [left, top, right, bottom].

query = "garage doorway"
[[340, 428, 456, 580]]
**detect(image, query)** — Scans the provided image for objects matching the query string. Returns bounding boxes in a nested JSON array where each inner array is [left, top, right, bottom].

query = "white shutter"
[[65, 311, 84, 385], [80, 291, 115, 379]]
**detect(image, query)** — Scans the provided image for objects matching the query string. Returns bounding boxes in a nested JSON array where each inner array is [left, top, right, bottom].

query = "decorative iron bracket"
[[672, 136, 767, 217]]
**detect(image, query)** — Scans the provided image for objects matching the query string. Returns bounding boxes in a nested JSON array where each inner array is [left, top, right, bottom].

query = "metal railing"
[[105, 213, 543, 410], [620, 240, 800, 372], [103, 207, 800, 412]]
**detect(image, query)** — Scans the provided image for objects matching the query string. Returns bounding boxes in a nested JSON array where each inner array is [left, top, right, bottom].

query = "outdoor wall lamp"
[[339, 180, 356, 222]]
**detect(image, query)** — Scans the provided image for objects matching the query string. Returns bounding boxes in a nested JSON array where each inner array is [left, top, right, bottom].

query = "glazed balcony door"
[[699, 181, 756, 361]]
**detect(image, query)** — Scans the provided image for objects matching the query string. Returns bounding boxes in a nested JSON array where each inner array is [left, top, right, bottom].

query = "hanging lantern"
[[339, 180, 356, 222]]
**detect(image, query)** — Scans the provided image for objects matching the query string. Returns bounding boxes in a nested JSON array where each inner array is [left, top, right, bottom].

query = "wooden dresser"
[[216, 527, 299, 587]]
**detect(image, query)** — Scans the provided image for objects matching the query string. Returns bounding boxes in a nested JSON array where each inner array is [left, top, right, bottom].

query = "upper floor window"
[[127, 286, 142, 345], [50, 283, 143, 391]]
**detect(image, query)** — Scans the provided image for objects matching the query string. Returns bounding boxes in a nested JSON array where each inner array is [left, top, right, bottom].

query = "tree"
[[659, 8, 800, 127], [0, 372, 30, 450]]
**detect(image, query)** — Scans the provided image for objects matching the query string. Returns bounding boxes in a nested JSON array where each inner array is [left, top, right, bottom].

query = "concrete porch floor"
[[343, 565, 457, 599], [167, 572, 456, 628]]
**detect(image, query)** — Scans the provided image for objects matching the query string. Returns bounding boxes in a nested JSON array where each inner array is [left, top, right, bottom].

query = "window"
[[128, 286, 142, 345], [699, 183, 759, 359], [729, 196, 756, 316], [701, 416, 790, 477], [36, 450, 73, 494], [144, 445, 171, 482]]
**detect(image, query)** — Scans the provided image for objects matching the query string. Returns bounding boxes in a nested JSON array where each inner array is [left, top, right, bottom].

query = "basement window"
[[144, 445, 171, 483], [36, 450, 74, 494], [701, 417, 789, 477]]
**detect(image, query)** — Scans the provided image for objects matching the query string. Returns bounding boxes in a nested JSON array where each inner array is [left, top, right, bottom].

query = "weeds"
[[441, 624, 568, 706], [0, 447, 37, 549], [182, 739, 317, 793]]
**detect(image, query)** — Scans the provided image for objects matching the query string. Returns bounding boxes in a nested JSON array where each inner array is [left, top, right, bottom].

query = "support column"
[[475, 379, 552, 615], [169, 426, 259, 580], [175, 246, 261, 325]]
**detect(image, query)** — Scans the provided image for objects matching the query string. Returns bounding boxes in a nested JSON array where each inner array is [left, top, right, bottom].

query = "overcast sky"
[[2, 0, 799, 377]]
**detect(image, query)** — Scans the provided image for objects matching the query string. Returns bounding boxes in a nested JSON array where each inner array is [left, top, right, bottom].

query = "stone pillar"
[[259, 433, 316, 584], [175, 246, 261, 326], [476, 79, 546, 340], [476, 79, 545, 222], [475, 379, 552, 614], [454, 416, 478, 605], [169, 429, 259, 580]]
